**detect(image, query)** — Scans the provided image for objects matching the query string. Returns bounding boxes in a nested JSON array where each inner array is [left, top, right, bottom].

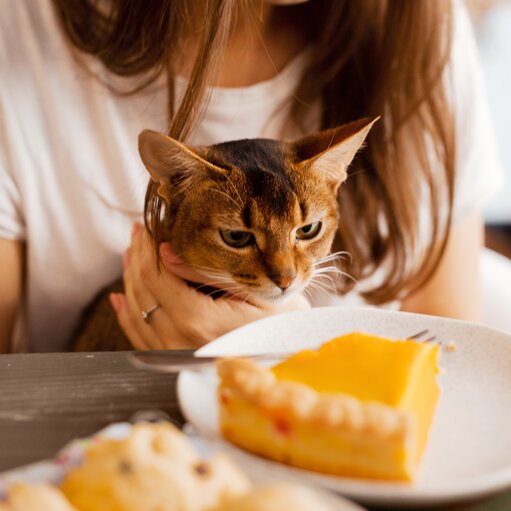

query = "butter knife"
[[128, 350, 292, 374]]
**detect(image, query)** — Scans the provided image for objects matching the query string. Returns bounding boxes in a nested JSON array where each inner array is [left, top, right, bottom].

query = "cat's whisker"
[[236, 291, 251, 306], [316, 254, 344, 265], [193, 273, 234, 285], [223, 173, 245, 208], [313, 265, 358, 285], [197, 273, 233, 284], [186, 267, 241, 296], [308, 275, 335, 292], [193, 281, 235, 293], [302, 286, 312, 301], [321, 250, 353, 262], [213, 213, 241, 220], [223, 287, 253, 305], [312, 258, 335, 268], [312, 251, 353, 267], [334, 270, 358, 285], [190, 266, 234, 282], [184, 263, 263, 302], [306, 280, 335, 299], [309, 260, 359, 294], [209, 287, 244, 300], [312, 271, 338, 287], [207, 188, 242, 209], [317, 280, 340, 296], [202, 288, 226, 299], [202, 283, 248, 300], [191, 264, 228, 274], [313, 268, 346, 280], [320, 271, 357, 287], [310, 274, 338, 295]]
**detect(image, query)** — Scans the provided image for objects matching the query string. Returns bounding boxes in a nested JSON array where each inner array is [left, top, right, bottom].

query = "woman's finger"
[[128, 226, 159, 313], [121, 225, 167, 349], [110, 292, 151, 350], [123, 270, 166, 350], [159, 243, 209, 283]]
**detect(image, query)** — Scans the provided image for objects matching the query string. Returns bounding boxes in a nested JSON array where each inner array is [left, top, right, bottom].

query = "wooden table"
[[0, 352, 510, 511]]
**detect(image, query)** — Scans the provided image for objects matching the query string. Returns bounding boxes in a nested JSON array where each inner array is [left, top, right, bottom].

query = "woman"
[[0, 0, 504, 352]]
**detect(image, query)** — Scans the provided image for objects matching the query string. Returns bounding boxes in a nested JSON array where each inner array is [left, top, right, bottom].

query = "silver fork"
[[407, 329, 437, 343], [128, 329, 438, 374]]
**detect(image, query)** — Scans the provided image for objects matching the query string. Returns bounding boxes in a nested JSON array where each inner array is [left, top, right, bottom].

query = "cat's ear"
[[138, 130, 224, 202], [294, 117, 379, 191]]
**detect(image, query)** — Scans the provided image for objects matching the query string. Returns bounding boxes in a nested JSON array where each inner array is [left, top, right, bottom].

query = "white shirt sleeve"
[[0, 2, 26, 241], [0, 111, 25, 241], [450, 0, 505, 224]]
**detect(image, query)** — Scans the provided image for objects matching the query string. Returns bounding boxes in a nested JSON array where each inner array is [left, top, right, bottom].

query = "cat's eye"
[[296, 221, 322, 240], [220, 230, 255, 248]]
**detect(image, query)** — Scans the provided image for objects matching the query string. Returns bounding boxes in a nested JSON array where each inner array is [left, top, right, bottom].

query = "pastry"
[[217, 331, 440, 481], [215, 483, 338, 511], [0, 483, 77, 511], [60, 422, 250, 511], [1, 424, 354, 510]]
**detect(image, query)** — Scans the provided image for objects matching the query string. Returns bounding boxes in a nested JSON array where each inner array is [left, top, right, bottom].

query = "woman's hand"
[[110, 223, 310, 350]]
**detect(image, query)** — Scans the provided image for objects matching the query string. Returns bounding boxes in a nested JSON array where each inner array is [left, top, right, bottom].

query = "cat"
[[73, 117, 377, 351]]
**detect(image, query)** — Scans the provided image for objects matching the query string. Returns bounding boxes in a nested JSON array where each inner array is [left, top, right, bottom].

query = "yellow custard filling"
[[217, 332, 440, 481], [272, 332, 440, 462]]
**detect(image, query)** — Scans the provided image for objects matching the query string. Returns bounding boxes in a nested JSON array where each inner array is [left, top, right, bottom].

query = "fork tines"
[[408, 329, 438, 344]]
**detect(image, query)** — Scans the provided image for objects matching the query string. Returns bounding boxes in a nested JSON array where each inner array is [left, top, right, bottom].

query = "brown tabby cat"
[[73, 117, 377, 351]]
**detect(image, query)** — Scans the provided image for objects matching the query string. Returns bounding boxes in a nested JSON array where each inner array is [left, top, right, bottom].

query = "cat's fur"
[[73, 117, 377, 351]]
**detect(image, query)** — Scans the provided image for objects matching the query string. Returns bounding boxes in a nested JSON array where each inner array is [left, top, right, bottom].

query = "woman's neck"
[[175, 2, 307, 88]]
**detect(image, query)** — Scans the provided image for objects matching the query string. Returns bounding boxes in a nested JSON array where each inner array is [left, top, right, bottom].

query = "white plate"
[[177, 307, 511, 508]]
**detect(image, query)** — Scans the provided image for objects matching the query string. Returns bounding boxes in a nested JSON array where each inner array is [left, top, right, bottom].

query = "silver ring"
[[141, 303, 160, 323]]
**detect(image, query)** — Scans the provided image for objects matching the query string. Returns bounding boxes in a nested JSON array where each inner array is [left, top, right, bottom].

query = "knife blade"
[[128, 350, 291, 374]]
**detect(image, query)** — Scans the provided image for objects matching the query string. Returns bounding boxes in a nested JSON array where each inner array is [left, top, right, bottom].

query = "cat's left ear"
[[294, 117, 379, 191]]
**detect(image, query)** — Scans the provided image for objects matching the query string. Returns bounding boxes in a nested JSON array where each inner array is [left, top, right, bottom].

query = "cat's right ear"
[[138, 130, 223, 202]]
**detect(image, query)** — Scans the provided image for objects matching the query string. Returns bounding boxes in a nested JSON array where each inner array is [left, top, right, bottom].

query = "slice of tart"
[[217, 332, 440, 481]]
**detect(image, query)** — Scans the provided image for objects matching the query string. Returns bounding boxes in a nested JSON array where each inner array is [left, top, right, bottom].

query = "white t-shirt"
[[0, 0, 504, 352]]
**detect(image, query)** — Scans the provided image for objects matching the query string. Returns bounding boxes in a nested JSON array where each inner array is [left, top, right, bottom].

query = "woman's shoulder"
[[0, 0, 70, 87]]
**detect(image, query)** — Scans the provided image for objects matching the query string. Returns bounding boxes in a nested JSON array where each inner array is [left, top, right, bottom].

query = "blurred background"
[[468, 0, 511, 257]]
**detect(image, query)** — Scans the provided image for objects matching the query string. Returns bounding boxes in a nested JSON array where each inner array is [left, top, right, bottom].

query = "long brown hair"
[[52, 0, 455, 304]]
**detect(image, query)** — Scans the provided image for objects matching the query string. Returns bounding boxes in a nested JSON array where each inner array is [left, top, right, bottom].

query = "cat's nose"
[[269, 271, 296, 290]]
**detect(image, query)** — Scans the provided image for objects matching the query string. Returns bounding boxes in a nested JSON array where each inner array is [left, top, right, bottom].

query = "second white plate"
[[177, 307, 511, 508]]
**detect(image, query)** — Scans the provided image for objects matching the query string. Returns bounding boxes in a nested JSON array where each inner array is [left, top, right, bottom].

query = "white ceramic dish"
[[177, 307, 511, 508]]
